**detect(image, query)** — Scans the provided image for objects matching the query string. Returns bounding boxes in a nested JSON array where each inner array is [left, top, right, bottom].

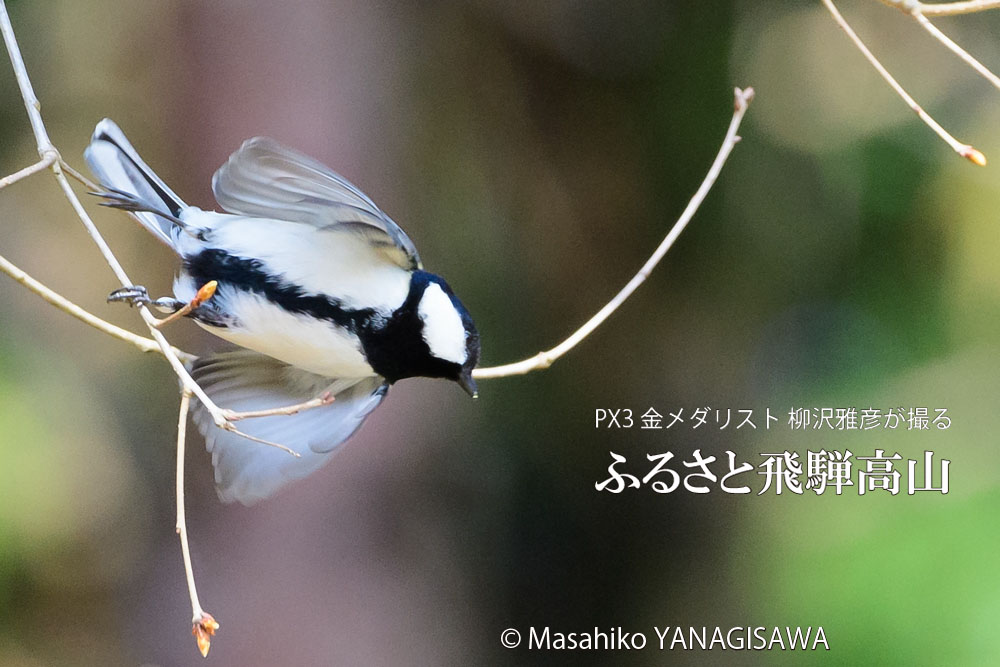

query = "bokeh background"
[[0, 1, 998, 665]]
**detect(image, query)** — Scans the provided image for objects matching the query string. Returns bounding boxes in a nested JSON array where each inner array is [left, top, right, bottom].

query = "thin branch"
[[911, 10, 1000, 90], [50, 161, 130, 283], [877, 0, 1000, 90], [0, 251, 195, 362], [0, 2, 54, 157], [822, 0, 986, 165], [473, 87, 754, 379], [1, 243, 310, 440], [59, 160, 101, 190], [878, 0, 1000, 17], [0, 0, 296, 447], [921, 0, 1000, 15], [175, 390, 219, 658], [220, 424, 301, 457], [2, 2, 754, 399], [0, 0, 758, 388], [0, 153, 54, 190], [0, 249, 322, 445], [2, 0, 759, 656], [175, 391, 202, 626], [223, 391, 334, 421], [49, 160, 231, 416], [0, 2, 220, 409]]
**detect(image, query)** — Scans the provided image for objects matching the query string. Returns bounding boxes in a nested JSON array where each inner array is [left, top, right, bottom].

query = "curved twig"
[[0, 251, 194, 361], [0, 0, 269, 437], [822, 0, 986, 165], [175, 390, 219, 657], [878, 0, 1000, 17], [474, 87, 755, 379]]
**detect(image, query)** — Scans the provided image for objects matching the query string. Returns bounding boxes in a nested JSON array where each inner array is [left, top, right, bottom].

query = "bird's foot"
[[108, 285, 186, 313], [109, 281, 218, 328]]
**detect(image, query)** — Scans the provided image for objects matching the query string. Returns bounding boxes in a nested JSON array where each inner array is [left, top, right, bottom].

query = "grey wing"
[[211, 137, 420, 270], [190, 350, 388, 505]]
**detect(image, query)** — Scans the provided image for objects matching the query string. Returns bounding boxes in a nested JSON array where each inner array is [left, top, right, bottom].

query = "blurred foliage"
[[0, 1, 998, 665]]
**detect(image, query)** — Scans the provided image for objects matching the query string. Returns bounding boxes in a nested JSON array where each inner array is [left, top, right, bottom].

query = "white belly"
[[193, 288, 377, 379], [171, 216, 412, 379]]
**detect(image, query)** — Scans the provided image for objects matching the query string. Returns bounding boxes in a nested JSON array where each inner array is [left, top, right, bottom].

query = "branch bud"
[[960, 145, 987, 167], [192, 612, 220, 657]]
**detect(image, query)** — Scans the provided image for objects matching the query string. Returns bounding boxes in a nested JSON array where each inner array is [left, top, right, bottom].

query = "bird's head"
[[415, 275, 480, 397]]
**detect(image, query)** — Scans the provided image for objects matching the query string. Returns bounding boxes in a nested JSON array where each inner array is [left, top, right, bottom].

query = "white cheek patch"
[[418, 283, 468, 364]]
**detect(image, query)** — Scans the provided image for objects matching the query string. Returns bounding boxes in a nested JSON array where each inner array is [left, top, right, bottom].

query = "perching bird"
[[85, 119, 480, 504]]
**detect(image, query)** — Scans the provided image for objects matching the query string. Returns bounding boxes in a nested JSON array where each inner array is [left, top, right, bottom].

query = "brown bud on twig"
[[192, 280, 218, 308], [192, 612, 220, 658], [961, 145, 988, 166]]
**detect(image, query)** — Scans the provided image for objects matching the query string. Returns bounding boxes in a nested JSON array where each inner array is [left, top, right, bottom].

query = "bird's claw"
[[107, 285, 151, 307], [107, 285, 184, 313]]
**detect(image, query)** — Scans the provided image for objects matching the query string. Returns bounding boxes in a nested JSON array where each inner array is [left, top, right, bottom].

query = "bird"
[[85, 119, 480, 505]]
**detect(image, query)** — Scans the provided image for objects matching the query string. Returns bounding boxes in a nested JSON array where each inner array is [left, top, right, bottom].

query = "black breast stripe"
[[184, 251, 465, 384], [184, 249, 377, 333]]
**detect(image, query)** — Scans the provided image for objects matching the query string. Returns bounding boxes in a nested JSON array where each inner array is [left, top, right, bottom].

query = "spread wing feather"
[[212, 138, 420, 270], [190, 350, 388, 505]]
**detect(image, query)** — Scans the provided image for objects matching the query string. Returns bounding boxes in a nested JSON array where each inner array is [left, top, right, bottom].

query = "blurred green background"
[[0, 1, 998, 665]]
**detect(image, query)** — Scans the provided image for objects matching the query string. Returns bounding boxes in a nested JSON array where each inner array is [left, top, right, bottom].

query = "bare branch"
[[822, 0, 986, 165], [223, 391, 334, 421], [175, 390, 220, 658], [0, 0, 759, 650], [878, 0, 1000, 17], [0, 2, 55, 156], [0, 153, 54, 190], [60, 160, 102, 191], [0, 0, 274, 440], [1, 0, 759, 390], [921, 0, 1000, 15], [0, 246, 305, 453], [0, 0, 301, 451], [877, 0, 1000, 90], [49, 160, 232, 412], [0, 1, 299, 636], [911, 10, 1000, 91], [0, 251, 195, 362], [220, 423, 302, 457], [474, 87, 755, 380]]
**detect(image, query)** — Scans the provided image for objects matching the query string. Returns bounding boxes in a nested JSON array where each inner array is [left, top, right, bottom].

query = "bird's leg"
[[108, 280, 218, 329], [153, 281, 218, 328], [108, 285, 185, 311]]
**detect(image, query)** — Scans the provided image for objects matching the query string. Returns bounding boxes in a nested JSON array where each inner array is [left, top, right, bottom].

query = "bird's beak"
[[458, 370, 478, 398]]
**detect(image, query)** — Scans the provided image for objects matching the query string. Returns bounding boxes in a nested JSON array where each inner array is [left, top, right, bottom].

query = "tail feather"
[[84, 119, 187, 249]]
